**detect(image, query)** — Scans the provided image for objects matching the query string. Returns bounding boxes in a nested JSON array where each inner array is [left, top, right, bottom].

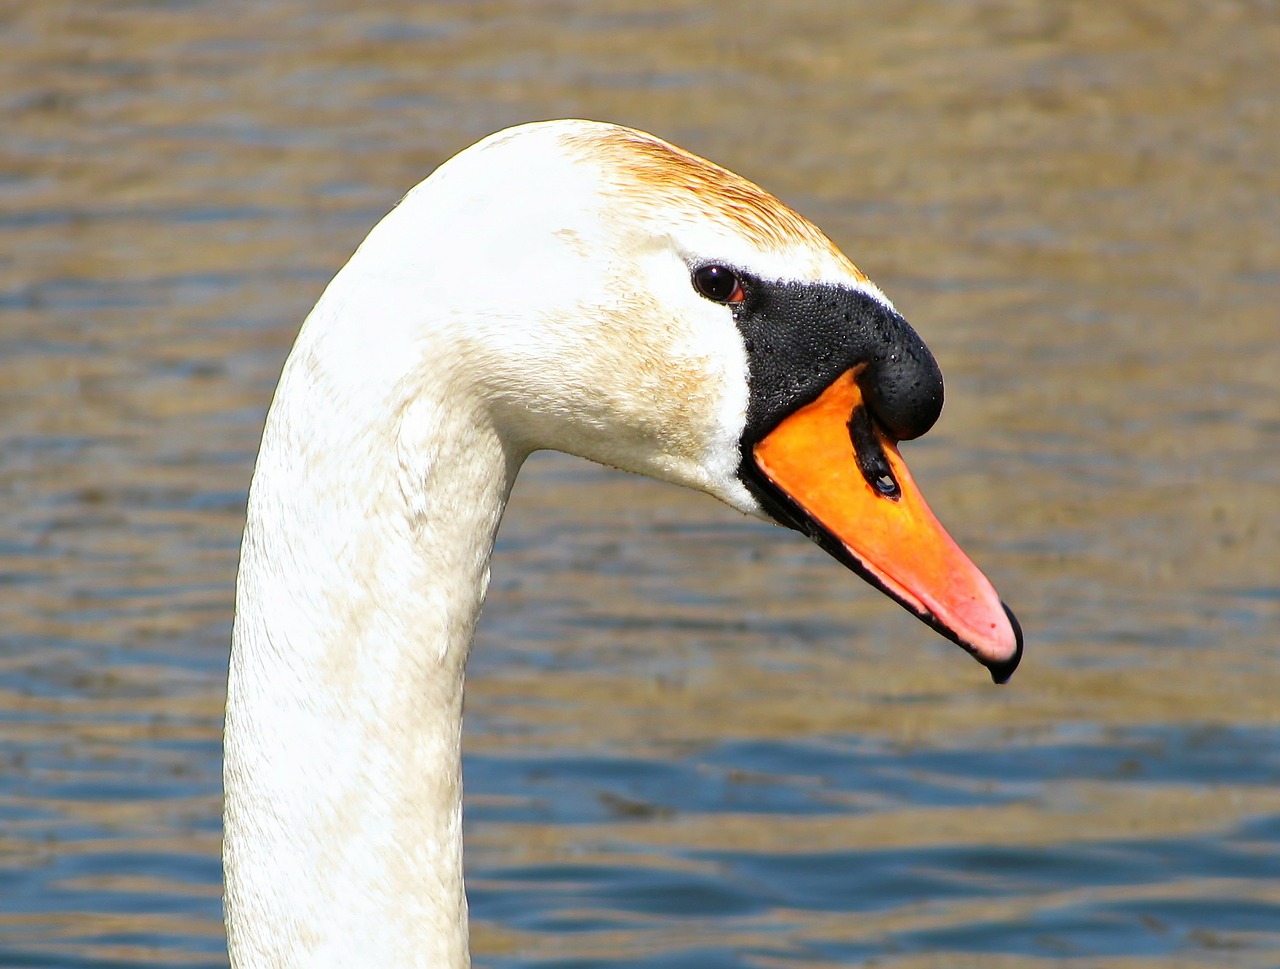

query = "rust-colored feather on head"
[[562, 124, 868, 281]]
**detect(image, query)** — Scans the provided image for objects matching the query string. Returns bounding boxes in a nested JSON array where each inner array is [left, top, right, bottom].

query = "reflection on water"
[[466, 727, 1280, 965], [2, 0, 1278, 966]]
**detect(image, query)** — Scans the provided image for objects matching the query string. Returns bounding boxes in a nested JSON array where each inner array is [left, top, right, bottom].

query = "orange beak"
[[752, 368, 1021, 682]]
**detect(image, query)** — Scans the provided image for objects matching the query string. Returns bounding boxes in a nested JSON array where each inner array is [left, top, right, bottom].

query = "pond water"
[[2, 0, 1278, 966]]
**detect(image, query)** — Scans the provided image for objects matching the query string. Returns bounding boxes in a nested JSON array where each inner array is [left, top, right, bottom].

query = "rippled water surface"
[[3, 1, 1279, 966]]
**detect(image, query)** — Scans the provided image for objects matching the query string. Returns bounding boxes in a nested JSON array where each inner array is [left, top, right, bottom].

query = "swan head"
[[336, 120, 1022, 681]]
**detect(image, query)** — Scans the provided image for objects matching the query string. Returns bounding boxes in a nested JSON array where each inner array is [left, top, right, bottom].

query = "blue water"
[[5, 720, 1280, 965]]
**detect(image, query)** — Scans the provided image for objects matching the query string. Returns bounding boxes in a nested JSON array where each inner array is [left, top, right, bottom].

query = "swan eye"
[[692, 265, 745, 304]]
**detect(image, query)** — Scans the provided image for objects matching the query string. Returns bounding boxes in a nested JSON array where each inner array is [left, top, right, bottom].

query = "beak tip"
[[984, 602, 1024, 685]]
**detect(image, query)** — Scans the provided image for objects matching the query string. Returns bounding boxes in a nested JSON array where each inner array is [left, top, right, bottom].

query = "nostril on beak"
[[848, 405, 900, 499]]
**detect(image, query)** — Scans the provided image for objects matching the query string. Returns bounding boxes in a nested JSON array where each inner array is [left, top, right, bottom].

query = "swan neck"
[[224, 345, 518, 968]]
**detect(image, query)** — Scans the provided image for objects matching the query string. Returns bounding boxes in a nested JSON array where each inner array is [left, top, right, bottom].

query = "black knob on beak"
[[854, 311, 944, 442]]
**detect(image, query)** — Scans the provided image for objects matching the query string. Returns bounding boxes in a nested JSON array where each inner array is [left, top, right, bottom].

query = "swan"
[[224, 119, 1022, 968]]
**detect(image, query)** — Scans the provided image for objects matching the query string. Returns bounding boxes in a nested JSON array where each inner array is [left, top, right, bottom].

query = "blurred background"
[[1, 0, 1278, 966]]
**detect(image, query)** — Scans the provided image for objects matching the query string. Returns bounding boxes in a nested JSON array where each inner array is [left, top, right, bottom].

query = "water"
[[2, 0, 1278, 966]]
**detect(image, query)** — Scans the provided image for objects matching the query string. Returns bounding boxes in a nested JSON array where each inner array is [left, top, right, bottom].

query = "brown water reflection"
[[2, 0, 1278, 966]]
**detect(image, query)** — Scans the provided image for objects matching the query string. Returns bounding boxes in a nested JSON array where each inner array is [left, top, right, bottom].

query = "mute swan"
[[225, 119, 1022, 967]]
